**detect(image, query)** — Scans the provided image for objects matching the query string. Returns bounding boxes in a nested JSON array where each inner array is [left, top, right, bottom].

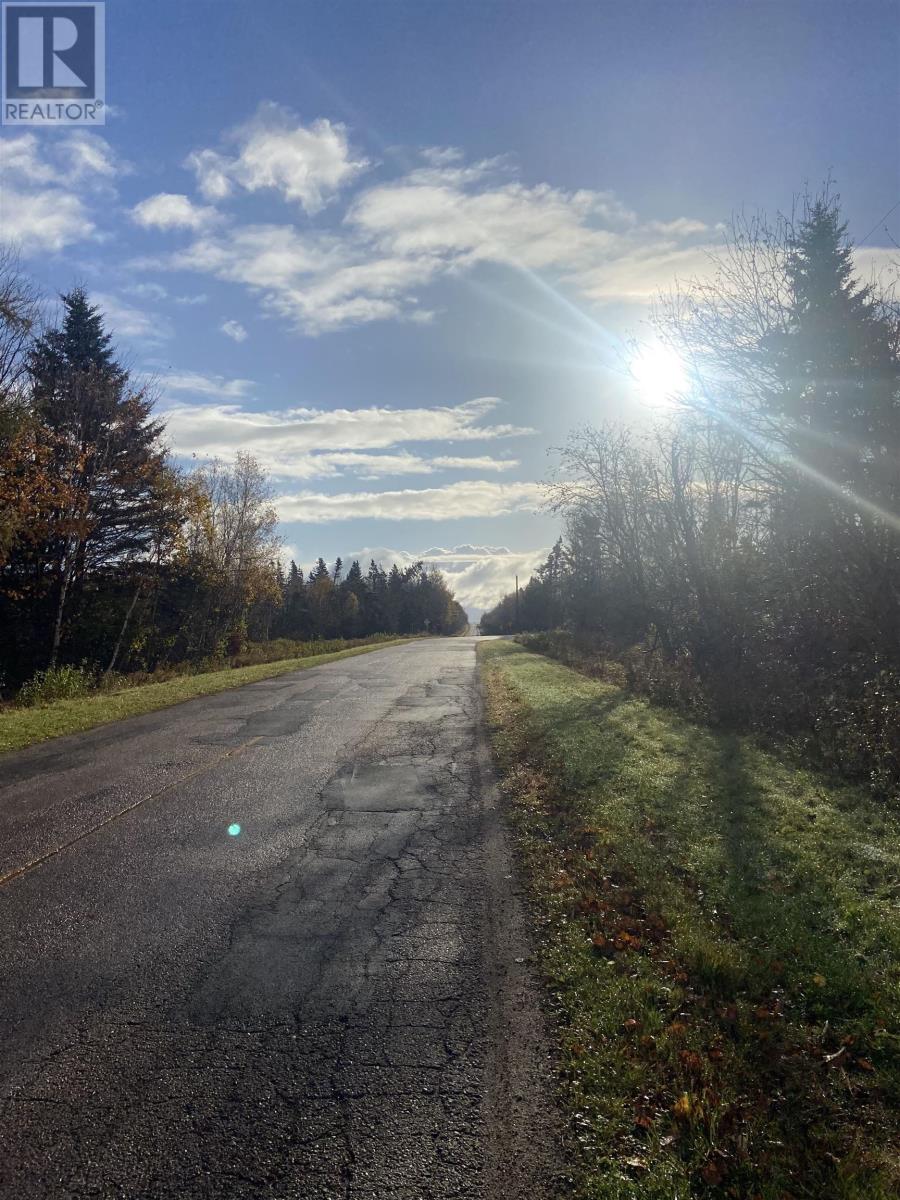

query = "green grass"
[[0, 638, 416, 754], [479, 639, 900, 1200]]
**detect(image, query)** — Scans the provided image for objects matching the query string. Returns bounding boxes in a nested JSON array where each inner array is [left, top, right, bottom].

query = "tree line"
[[0, 259, 467, 694], [481, 193, 900, 796]]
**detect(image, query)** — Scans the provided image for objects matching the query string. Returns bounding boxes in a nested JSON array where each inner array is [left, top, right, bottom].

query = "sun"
[[630, 342, 689, 407]]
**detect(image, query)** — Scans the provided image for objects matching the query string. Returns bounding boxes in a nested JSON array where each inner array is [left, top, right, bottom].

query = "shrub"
[[18, 664, 96, 705]]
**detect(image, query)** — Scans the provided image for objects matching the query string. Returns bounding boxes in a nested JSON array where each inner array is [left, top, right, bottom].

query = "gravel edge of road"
[[474, 663, 568, 1200]]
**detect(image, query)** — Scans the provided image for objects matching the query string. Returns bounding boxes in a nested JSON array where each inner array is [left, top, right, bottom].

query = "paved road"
[[0, 638, 560, 1199]]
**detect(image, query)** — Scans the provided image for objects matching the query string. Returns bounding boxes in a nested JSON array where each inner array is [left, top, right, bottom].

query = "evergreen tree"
[[363, 559, 388, 633], [26, 289, 171, 665], [341, 559, 366, 636], [766, 194, 900, 499], [308, 557, 335, 636]]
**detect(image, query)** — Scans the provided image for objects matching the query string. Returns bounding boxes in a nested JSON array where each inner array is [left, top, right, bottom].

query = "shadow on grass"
[[485, 643, 900, 1198], [518, 670, 892, 1022]]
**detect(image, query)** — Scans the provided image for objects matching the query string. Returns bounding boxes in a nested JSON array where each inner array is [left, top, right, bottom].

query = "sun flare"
[[630, 343, 689, 406]]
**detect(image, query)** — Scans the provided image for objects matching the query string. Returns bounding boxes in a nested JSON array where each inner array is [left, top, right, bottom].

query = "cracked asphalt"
[[0, 637, 562, 1199]]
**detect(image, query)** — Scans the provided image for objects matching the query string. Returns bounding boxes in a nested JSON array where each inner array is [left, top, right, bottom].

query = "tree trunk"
[[105, 578, 142, 679], [49, 552, 74, 669]]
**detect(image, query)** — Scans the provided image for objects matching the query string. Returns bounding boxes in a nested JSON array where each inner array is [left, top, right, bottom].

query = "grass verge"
[[479, 639, 900, 1200], [0, 638, 417, 754]]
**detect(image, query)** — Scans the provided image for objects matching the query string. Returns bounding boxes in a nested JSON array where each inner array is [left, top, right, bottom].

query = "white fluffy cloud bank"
[[328, 544, 549, 618]]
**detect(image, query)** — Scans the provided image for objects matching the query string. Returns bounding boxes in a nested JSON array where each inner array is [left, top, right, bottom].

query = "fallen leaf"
[[700, 1158, 727, 1185], [678, 1050, 704, 1072], [673, 1092, 693, 1120]]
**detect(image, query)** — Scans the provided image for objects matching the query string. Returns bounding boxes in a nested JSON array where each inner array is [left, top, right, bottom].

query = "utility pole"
[[514, 575, 520, 630]]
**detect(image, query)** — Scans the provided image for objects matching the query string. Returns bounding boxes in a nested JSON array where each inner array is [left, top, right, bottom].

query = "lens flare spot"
[[227, 823, 241, 837]]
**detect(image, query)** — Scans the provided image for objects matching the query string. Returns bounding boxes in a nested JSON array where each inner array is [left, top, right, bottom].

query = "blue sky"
[[3, 0, 898, 615]]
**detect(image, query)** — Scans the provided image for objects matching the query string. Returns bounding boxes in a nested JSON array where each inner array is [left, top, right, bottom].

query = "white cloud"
[[142, 223, 440, 334], [65, 132, 123, 181], [322, 543, 549, 617], [184, 148, 232, 202], [432, 455, 517, 471], [646, 218, 710, 237], [404, 150, 511, 189], [0, 132, 122, 252], [853, 246, 900, 289], [131, 192, 220, 231], [570, 243, 721, 302], [165, 223, 336, 289], [274, 479, 543, 523], [1, 184, 94, 253], [127, 282, 208, 306], [420, 146, 465, 167], [91, 293, 172, 343], [161, 396, 532, 472], [265, 250, 444, 334], [0, 131, 124, 186], [220, 318, 248, 342], [159, 371, 255, 399], [293, 451, 437, 480], [148, 129, 711, 333], [422, 544, 549, 615], [0, 133, 58, 184], [127, 281, 169, 301], [186, 103, 368, 213], [225, 448, 517, 482], [349, 178, 631, 270]]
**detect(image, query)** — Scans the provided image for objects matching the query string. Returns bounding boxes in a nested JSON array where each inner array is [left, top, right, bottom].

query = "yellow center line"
[[0, 736, 264, 890]]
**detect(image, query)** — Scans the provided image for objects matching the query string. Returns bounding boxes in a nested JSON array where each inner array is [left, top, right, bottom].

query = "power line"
[[857, 199, 900, 246]]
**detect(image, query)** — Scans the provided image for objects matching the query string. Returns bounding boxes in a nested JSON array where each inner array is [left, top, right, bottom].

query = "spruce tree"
[[767, 195, 900, 499], [27, 290, 169, 664]]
